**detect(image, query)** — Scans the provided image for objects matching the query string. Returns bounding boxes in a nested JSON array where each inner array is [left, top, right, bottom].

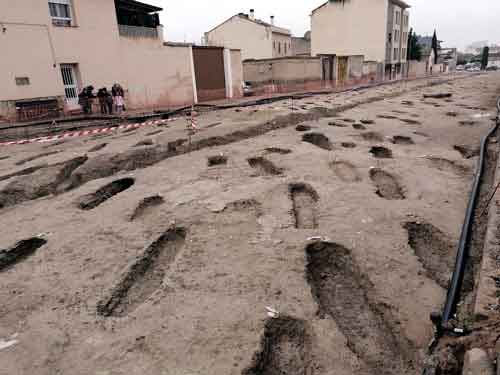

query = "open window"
[[49, 0, 73, 27]]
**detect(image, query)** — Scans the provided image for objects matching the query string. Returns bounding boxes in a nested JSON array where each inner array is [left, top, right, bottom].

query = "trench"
[[369, 168, 405, 200], [77, 178, 135, 211], [404, 221, 456, 289], [129, 195, 165, 221], [248, 157, 284, 176], [289, 183, 319, 229], [97, 227, 187, 317], [242, 316, 313, 375], [302, 133, 333, 151], [0, 238, 48, 271], [305, 241, 410, 374]]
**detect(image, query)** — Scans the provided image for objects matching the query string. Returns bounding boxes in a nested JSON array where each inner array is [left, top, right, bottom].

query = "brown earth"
[[0, 73, 499, 375]]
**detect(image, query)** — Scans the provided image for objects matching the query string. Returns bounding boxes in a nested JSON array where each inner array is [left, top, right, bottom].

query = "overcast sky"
[[144, 0, 499, 51]]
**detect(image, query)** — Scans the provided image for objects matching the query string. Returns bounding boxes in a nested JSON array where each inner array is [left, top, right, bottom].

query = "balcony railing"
[[118, 24, 158, 39]]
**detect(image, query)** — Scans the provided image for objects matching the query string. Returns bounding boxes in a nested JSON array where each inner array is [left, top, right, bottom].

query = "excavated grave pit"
[[242, 316, 313, 375], [0, 238, 48, 271], [77, 177, 135, 211], [134, 139, 154, 147], [361, 132, 385, 142], [330, 161, 361, 182], [341, 142, 357, 149], [392, 136, 415, 145], [454, 145, 480, 159], [0, 164, 48, 183], [87, 143, 108, 153], [353, 124, 367, 130], [207, 155, 228, 166], [426, 157, 471, 176], [360, 119, 375, 125], [145, 130, 164, 136], [306, 241, 410, 374], [264, 147, 292, 155], [97, 227, 186, 317], [129, 195, 165, 221], [289, 183, 319, 229], [0, 156, 88, 209], [296, 125, 312, 132], [15, 151, 60, 166], [370, 146, 393, 159], [369, 168, 405, 200], [247, 157, 284, 176], [400, 118, 422, 125], [302, 133, 333, 151], [403, 221, 456, 289]]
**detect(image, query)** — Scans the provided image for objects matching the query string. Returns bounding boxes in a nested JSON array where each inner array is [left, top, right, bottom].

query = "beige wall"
[[311, 0, 389, 62], [271, 33, 292, 58], [119, 39, 195, 108], [408, 60, 427, 77], [230, 50, 244, 97], [243, 57, 322, 84], [206, 16, 272, 60], [292, 37, 311, 56]]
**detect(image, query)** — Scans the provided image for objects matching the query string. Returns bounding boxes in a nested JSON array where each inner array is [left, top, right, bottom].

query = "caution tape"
[[0, 118, 175, 147]]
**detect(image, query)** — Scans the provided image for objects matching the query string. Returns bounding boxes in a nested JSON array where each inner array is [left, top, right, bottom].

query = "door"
[[337, 57, 348, 85], [60, 64, 79, 108], [192, 47, 226, 102]]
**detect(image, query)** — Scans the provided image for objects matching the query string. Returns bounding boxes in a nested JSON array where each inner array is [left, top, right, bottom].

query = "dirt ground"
[[1, 72, 500, 375]]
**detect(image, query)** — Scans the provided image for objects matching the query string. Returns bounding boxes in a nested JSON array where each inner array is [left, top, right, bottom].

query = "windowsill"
[[51, 23, 79, 28]]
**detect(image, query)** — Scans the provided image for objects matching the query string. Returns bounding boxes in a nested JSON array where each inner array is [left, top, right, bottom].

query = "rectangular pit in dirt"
[[97, 228, 186, 317]]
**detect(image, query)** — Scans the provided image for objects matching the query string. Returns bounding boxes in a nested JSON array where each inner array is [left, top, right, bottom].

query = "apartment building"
[[205, 10, 292, 61], [311, 0, 410, 79], [0, 0, 243, 122]]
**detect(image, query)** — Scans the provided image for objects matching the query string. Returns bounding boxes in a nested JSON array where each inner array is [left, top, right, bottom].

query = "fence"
[[118, 25, 158, 39]]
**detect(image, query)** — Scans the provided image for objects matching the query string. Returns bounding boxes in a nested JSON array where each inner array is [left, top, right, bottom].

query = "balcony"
[[118, 24, 158, 39]]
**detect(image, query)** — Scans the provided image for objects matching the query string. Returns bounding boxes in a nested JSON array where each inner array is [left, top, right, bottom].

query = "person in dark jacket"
[[78, 86, 95, 114], [97, 88, 112, 114]]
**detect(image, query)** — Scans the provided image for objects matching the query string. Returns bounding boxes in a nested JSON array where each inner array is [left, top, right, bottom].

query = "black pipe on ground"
[[441, 98, 500, 326]]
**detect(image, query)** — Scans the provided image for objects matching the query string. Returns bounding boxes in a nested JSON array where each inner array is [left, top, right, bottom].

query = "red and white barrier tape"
[[0, 118, 175, 146]]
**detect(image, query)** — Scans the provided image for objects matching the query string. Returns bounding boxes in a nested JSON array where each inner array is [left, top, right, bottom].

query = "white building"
[[205, 10, 292, 61], [311, 0, 410, 79]]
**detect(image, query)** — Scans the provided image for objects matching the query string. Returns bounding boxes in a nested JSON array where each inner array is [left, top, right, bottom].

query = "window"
[[394, 30, 399, 43], [284, 43, 287, 54], [395, 11, 400, 25], [273, 41, 276, 50], [402, 32, 407, 45], [278, 42, 281, 54], [402, 48, 407, 59], [49, 0, 72, 27], [15, 77, 30, 86], [394, 48, 398, 60]]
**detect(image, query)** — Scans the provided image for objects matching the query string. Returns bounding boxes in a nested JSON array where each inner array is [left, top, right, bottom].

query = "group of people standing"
[[78, 83, 125, 115]]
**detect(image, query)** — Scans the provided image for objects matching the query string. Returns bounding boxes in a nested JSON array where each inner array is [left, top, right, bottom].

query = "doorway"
[[60, 64, 80, 109]]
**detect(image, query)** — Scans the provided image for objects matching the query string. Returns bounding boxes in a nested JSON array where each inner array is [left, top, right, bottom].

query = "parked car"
[[243, 82, 255, 97], [456, 65, 465, 71], [486, 66, 499, 71]]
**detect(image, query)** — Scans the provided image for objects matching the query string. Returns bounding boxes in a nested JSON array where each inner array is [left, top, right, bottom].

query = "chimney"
[[249, 9, 255, 20], [270, 15, 275, 25]]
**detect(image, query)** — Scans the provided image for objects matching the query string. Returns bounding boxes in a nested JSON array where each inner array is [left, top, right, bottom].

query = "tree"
[[431, 30, 439, 64], [481, 46, 490, 70], [407, 29, 422, 61]]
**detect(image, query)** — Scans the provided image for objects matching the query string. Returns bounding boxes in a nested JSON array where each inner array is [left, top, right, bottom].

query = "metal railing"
[[118, 24, 158, 39]]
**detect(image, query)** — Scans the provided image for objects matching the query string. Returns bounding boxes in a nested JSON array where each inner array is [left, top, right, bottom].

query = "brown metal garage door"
[[192, 46, 226, 102]]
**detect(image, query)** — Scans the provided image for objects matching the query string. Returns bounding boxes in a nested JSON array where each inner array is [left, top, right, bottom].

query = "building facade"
[[0, 0, 242, 122], [311, 0, 410, 78], [205, 10, 292, 61]]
